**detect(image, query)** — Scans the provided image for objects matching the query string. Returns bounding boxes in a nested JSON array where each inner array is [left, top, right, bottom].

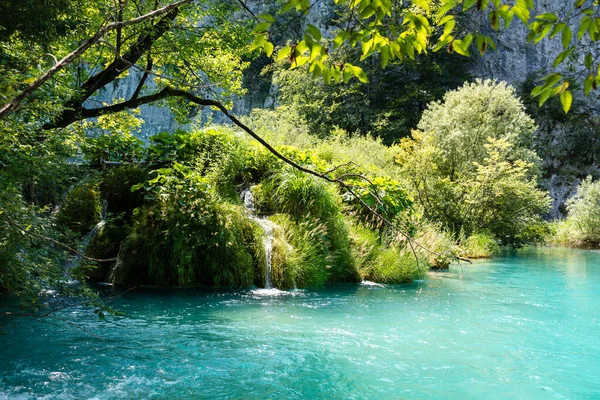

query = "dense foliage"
[[551, 177, 600, 247], [396, 80, 551, 246], [2, 0, 598, 312]]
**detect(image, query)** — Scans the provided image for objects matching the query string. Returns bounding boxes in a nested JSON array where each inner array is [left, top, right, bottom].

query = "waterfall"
[[241, 187, 274, 289], [64, 201, 108, 276]]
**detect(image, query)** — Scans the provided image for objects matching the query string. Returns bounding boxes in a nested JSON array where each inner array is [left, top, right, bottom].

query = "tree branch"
[[44, 86, 470, 267], [0, 0, 191, 120]]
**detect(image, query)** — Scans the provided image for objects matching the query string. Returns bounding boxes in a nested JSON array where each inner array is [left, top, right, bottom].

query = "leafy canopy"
[[252, 0, 599, 113]]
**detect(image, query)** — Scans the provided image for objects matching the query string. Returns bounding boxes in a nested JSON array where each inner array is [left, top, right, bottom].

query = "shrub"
[[412, 222, 456, 269], [99, 165, 148, 216], [418, 79, 539, 177], [113, 166, 261, 287], [549, 176, 600, 247], [366, 248, 422, 284], [57, 180, 102, 234], [396, 80, 551, 246], [459, 233, 499, 259], [264, 167, 341, 221], [82, 132, 144, 166], [270, 214, 331, 288]]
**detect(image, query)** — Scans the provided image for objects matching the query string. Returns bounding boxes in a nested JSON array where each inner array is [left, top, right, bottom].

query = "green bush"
[[366, 248, 422, 284], [82, 132, 144, 166], [418, 79, 539, 177], [548, 177, 600, 247], [270, 214, 331, 288], [459, 233, 500, 259], [99, 165, 147, 216], [412, 222, 456, 269], [57, 180, 102, 234], [113, 166, 261, 287], [396, 80, 551, 246], [565, 176, 600, 244]]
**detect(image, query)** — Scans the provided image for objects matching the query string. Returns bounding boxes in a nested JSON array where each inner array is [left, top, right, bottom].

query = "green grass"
[[459, 232, 500, 258]]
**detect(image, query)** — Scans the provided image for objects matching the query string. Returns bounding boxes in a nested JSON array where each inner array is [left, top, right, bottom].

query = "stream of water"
[[1, 247, 599, 399], [241, 187, 274, 289]]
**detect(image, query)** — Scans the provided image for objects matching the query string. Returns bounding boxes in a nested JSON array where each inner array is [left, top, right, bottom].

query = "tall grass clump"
[[262, 168, 360, 283], [113, 166, 262, 287], [459, 232, 500, 259]]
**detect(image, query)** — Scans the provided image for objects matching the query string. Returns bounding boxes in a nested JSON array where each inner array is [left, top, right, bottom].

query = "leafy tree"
[[564, 176, 600, 244], [417, 79, 539, 178], [396, 81, 550, 245]]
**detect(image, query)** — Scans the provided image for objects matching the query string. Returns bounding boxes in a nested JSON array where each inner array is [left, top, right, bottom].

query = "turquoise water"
[[1, 247, 600, 399]]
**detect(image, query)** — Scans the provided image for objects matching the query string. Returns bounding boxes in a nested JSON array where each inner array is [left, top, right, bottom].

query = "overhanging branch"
[[44, 85, 471, 268], [0, 0, 191, 120]]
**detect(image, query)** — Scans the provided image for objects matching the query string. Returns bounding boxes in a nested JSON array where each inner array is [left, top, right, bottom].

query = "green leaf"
[[560, 90, 572, 112], [463, 0, 477, 11], [578, 16, 592, 40], [452, 38, 470, 57], [437, 15, 454, 27], [380, 45, 390, 68], [562, 25, 572, 49], [263, 41, 274, 57], [534, 22, 553, 43], [437, 0, 457, 17], [476, 34, 487, 56], [306, 24, 322, 41], [543, 73, 562, 88], [258, 13, 275, 23], [131, 183, 145, 192], [331, 66, 341, 82], [253, 22, 271, 33], [535, 13, 558, 22], [359, 5, 376, 19], [553, 47, 574, 68], [250, 34, 266, 51], [584, 74, 594, 95], [351, 65, 369, 83], [549, 22, 566, 38], [530, 85, 545, 97], [411, 0, 430, 12], [277, 46, 292, 61], [334, 31, 349, 49], [489, 11, 500, 31], [585, 53, 593, 69]]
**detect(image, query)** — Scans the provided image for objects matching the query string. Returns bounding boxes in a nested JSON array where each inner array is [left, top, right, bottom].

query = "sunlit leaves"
[[246, 0, 599, 110], [560, 89, 573, 113]]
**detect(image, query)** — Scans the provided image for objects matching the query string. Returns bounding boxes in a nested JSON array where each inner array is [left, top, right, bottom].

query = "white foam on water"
[[360, 280, 386, 287]]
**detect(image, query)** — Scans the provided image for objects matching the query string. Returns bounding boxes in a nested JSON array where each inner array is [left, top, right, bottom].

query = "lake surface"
[[1, 247, 600, 399]]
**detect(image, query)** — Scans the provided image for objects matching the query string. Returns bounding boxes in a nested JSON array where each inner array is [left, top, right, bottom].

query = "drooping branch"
[[0, 0, 191, 120], [43, 85, 470, 267]]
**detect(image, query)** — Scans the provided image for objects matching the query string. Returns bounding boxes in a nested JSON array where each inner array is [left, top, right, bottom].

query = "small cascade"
[[64, 200, 108, 276], [63, 219, 106, 282], [241, 187, 275, 289]]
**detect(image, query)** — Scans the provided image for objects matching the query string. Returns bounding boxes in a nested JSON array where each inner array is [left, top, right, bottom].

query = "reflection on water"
[[1, 247, 599, 399]]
